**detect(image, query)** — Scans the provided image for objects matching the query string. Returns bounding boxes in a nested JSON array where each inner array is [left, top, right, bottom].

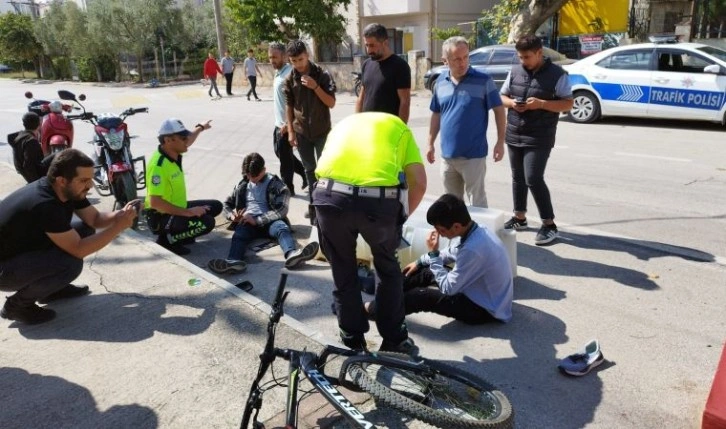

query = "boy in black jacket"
[[207, 153, 318, 274]]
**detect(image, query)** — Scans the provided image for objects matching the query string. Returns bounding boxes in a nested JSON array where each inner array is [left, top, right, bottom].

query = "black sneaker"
[[156, 235, 191, 256], [535, 223, 558, 245], [504, 216, 528, 230], [284, 242, 320, 269], [379, 337, 419, 357], [1, 299, 56, 325], [38, 284, 90, 304], [340, 330, 367, 351]]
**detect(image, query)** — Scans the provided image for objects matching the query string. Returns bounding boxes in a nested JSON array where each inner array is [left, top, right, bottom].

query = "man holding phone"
[[499, 35, 573, 245], [0, 149, 138, 324], [427, 36, 505, 208]]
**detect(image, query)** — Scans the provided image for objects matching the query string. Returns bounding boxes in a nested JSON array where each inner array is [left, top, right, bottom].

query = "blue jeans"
[[228, 219, 295, 260]]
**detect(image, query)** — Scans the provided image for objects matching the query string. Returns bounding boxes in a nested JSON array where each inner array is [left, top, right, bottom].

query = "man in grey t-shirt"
[[221, 51, 236, 96], [244, 49, 262, 101]]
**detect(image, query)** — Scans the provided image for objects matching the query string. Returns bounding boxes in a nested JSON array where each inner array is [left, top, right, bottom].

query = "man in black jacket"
[[8, 112, 48, 183], [500, 35, 574, 245]]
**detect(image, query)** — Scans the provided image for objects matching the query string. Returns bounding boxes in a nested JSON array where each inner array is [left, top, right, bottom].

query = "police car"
[[564, 40, 726, 126]]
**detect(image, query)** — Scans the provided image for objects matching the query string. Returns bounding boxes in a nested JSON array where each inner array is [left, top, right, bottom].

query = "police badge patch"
[[151, 175, 161, 186]]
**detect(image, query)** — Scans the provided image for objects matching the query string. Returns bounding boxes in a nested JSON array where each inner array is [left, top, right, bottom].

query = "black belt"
[[317, 178, 399, 199]]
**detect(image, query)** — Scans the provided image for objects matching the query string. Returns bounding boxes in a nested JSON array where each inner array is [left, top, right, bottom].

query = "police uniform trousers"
[[312, 186, 409, 345]]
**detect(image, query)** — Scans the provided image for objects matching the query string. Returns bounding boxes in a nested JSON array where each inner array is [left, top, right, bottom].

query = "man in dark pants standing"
[[284, 40, 336, 213], [268, 42, 306, 195], [355, 23, 411, 123], [366, 194, 513, 325], [313, 112, 427, 354], [221, 51, 235, 96], [144, 118, 223, 255], [500, 35, 573, 245], [0, 149, 138, 324]]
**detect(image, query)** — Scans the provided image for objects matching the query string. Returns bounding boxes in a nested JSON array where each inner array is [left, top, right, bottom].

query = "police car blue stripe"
[[649, 87, 725, 111], [568, 74, 590, 86], [592, 83, 650, 104]]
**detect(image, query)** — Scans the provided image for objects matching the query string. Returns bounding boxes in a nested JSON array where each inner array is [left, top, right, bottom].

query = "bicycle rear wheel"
[[345, 353, 513, 429]]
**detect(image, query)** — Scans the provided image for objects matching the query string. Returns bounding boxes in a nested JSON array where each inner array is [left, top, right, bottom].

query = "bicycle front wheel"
[[345, 353, 513, 429]]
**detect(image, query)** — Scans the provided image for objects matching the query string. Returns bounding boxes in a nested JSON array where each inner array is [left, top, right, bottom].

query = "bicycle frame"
[[240, 273, 438, 429], [240, 273, 374, 428]]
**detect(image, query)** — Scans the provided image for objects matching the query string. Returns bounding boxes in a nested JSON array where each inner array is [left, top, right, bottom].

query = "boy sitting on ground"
[[207, 153, 318, 274]]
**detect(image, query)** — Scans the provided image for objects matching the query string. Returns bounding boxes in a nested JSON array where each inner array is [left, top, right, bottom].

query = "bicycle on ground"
[[240, 272, 514, 429]]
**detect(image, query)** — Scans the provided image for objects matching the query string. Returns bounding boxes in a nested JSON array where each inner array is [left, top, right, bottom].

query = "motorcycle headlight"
[[102, 129, 125, 150]]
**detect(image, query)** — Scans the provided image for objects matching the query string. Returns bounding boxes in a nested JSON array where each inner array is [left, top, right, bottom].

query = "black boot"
[[1, 297, 56, 325]]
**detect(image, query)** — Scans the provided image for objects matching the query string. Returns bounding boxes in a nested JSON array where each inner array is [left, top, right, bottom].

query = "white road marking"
[[614, 152, 692, 163]]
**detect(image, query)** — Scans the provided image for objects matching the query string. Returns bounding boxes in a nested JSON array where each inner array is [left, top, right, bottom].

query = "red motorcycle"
[[58, 91, 147, 228], [25, 90, 86, 156]]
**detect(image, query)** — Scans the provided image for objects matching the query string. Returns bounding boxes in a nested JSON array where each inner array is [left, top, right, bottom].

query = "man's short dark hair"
[[22, 112, 40, 130], [363, 23, 388, 40], [427, 194, 472, 229], [247, 48, 254, 54], [242, 152, 265, 177], [286, 40, 308, 57], [269, 42, 286, 55], [46, 148, 94, 182], [515, 35, 543, 52]]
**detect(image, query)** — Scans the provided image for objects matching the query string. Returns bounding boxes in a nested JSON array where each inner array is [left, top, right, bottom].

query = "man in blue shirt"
[[366, 194, 513, 324], [428, 36, 506, 208]]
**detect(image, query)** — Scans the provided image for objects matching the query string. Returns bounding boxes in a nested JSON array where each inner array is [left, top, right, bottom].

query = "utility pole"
[[213, 0, 226, 56]]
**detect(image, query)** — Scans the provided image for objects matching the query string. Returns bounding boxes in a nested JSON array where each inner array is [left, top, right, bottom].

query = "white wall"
[[362, 0, 431, 17]]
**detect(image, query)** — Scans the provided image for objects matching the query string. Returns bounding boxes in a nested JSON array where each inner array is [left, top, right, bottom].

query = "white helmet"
[[49, 100, 63, 113]]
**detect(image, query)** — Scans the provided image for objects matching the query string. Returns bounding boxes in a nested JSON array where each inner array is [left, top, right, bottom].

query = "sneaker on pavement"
[[379, 337, 419, 357], [1, 299, 56, 325], [38, 284, 90, 304], [504, 216, 528, 230], [558, 339, 605, 376], [285, 242, 319, 269], [535, 223, 559, 245], [340, 329, 367, 351], [207, 259, 248, 275]]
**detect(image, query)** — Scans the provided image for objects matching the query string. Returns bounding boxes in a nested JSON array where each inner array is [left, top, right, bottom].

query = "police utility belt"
[[317, 178, 400, 199]]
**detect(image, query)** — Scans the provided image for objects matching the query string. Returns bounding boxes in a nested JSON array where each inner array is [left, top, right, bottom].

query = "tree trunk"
[[507, 0, 571, 43], [136, 53, 144, 82]]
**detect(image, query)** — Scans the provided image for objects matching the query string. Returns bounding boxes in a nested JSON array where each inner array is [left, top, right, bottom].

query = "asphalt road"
[[1, 78, 725, 429]]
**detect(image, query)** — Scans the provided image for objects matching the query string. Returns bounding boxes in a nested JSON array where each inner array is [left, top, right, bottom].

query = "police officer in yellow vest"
[[313, 112, 427, 354]]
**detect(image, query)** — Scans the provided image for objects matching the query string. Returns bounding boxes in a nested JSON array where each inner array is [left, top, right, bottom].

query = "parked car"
[[564, 41, 726, 126], [0, 64, 12, 73], [423, 44, 576, 91]]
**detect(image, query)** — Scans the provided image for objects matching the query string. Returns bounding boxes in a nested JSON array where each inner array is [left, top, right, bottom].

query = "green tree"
[[86, 0, 176, 82], [34, 2, 72, 78], [0, 12, 42, 77], [481, 0, 570, 44], [225, 0, 351, 45]]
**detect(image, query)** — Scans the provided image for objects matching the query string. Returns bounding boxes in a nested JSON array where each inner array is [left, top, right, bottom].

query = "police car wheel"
[[569, 91, 600, 124]]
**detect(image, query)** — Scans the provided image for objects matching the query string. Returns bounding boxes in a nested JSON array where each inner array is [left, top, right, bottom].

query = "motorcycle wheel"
[[113, 171, 139, 229], [354, 82, 362, 97]]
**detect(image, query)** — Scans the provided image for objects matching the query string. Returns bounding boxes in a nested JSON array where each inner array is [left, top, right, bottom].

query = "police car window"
[[660, 50, 713, 73], [597, 50, 652, 70], [469, 50, 492, 65], [697, 46, 726, 62], [490, 50, 516, 65]]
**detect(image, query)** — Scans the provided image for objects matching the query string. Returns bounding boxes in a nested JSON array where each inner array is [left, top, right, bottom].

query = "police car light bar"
[[648, 34, 679, 44]]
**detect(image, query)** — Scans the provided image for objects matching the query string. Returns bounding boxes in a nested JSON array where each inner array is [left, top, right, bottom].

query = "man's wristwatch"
[[195, 123, 205, 131], [428, 250, 440, 258]]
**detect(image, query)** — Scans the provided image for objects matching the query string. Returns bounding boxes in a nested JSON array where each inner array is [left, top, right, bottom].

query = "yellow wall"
[[559, 0, 630, 36]]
